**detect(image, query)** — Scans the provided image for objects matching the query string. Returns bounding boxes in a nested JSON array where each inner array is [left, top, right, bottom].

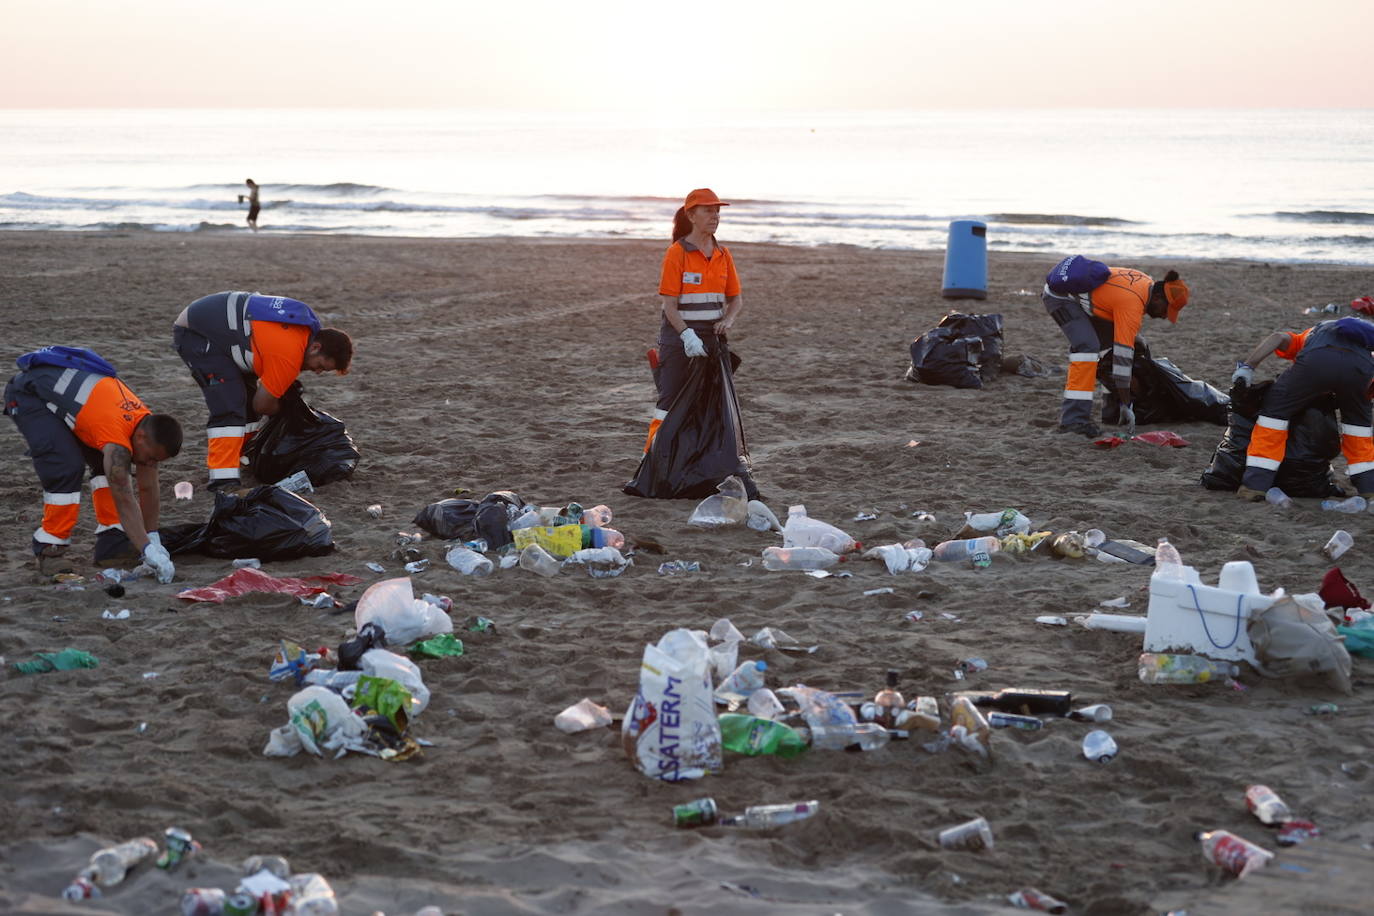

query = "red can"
[[180, 887, 227, 916]]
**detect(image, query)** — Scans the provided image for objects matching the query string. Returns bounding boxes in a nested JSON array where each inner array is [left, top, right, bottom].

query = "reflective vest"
[[183, 291, 321, 374], [22, 365, 108, 430]]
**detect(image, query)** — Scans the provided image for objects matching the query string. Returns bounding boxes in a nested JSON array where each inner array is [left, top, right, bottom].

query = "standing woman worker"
[[624, 189, 760, 501]]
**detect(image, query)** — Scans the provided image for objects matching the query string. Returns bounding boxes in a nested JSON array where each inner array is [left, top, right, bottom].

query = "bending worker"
[[4, 346, 181, 581], [173, 291, 353, 490], [1042, 258, 1190, 436], [1231, 303, 1374, 501]]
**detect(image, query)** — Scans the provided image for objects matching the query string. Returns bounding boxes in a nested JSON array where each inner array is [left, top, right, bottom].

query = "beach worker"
[[1232, 301, 1374, 501], [623, 188, 760, 500], [172, 291, 353, 491], [1042, 256, 1190, 436], [3, 346, 181, 581], [238, 178, 260, 231]]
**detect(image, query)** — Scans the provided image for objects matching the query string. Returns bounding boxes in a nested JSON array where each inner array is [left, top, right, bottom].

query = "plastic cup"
[[1323, 530, 1354, 560], [173, 481, 193, 500]]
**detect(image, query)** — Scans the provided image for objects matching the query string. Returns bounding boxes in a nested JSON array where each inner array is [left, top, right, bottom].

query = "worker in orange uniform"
[[1231, 298, 1374, 501], [4, 346, 182, 581], [172, 292, 353, 490], [1041, 261, 1190, 436]]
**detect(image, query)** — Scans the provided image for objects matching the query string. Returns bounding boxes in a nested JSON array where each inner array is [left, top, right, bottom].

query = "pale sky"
[[3, 0, 1371, 110]]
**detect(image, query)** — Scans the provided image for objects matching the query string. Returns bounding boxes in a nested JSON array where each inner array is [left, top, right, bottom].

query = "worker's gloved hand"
[[146, 530, 162, 549], [679, 327, 707, 358], [142, 541, 175, 584], [1231, 362, 1254, 388], [1118, 403, 1137, 437]]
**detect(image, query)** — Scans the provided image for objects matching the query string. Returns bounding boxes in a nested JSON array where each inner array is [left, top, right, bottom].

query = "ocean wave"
[[988, 213, 1137, 227], [1270, 210, 1374, 225]]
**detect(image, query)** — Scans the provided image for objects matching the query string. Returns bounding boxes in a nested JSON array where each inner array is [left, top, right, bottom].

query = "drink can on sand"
[[938, 815, 994, 851], [222, 892, 259, 916], [1008, 887, 1068, 913], [672, 797, 718, 827], [180, 888, 227, 916]]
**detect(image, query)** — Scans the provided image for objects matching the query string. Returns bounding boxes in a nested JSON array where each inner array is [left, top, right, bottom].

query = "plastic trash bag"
[[746, 499, 782, 531], [177, 568, 361, 603], [284, 685, 367, 756], [777, 685, 858, 729], [1200, 381, 1343, 496], [906, 328, 983, 388], [1098, 339, 1229, 427], [353, 577, 453, 647], [621, 628, 723, 781], [413, 491, 522, 548], [245, 382, 359, 486], [623, 342, 758, 501], [937, 312, 1004, 383], [863, 544, 933, 574], [359, 648, 430, 714], [565, 546, 631, 578], [160, 486, 335, 560], [1248, 593, 1353, 694], [1336, 617, 1374, 657], [688, 475, 750, 528], [555, 698, 613, 733]]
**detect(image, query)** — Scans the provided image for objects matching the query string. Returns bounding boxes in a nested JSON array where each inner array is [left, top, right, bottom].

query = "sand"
[[0, 230, 1370, 915]]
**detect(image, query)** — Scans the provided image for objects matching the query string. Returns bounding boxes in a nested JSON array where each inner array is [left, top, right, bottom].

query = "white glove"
[[142, 542, 175, 584], [146, 530, 162, 549], [1231, 362, 1254, 387], [1119, 404, 1136, 437], [679, 327, 707, 358]]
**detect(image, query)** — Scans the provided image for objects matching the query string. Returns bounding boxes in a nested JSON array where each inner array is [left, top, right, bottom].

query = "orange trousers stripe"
[[642, 418, 663, 454], [1248, 424, 1288, 464], [1066, 361, 1097, 393]]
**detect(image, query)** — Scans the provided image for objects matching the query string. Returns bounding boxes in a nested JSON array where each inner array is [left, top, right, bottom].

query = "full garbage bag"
[[413, 490, 522, 548], [353, 577, 453, 646], [1200, 380, 1342, 496], [1248, 593, 1353, 693], [244, 381, 359, 486], [160, 486, 335, 560], [621, 628, 723, 781], [1099, 339, 1229, 426], [623, 342, 758, 501], [904, 312, 1003, 389]]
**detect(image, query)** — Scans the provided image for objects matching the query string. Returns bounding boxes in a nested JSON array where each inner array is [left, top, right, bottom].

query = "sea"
[[3, 108, 1373, 265]]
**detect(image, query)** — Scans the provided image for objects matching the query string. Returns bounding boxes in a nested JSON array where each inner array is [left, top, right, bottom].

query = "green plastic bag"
[[14, 648, 99, 675], [409, 633, 465, 659], [1336, 618, 1374, 657], [353, 675, 413, 731]]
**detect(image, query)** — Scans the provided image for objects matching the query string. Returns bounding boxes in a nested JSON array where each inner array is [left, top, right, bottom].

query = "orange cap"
[[1164, 277, 1190, 323], [684, 188, 729, 210]]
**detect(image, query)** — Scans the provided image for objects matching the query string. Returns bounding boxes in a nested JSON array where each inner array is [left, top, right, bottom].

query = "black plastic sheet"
[[1099, 339, 1230, 426], [161, 485, 336, 560], [413, 490, 522, 549], [244, 382, 359, 486], [624, 342, 756, 500]]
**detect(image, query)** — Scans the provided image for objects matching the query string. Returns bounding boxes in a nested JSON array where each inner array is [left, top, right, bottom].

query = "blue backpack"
[[245, 294, 322, 336], [16, 345, 119, 377], [1334, 317, 1374, 349], [1046, 255, 1111, 295]]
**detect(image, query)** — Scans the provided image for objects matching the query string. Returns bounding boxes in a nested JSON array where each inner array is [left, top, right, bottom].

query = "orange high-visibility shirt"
[[659, 239, 741, 300], [72, 377, 151, 452], [1274, 328, 1313, 361], [251, 321, 311, 398], [1090, 268, 1155, 350]]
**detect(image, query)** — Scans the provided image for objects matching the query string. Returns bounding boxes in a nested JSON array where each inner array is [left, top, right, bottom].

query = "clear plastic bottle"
[[930, 536, 1000, 568], [1138, 652, 1239, 684], [581, 504, 613, 527], [1245, 784, 1293, 825], [715, 659, 768, 700], [1195, 829, 1274, 877], [89, 837, 158, 886], [948, 695, 991, 752], [718, 713, 808, 758], [871, 669, 905, 728], [1082, 729, 1117, 763], [747, 687, 786, 719], [445, 546, 494, 577], [721, 800, 820, 828], [782, 505, 858, 553], [588, 526, 625, 550], [518, 543, 562, 577], [1153, 538, 1186, 579], [801, 722, 893, 751], [509, 508, 541, 530], [1265, 487, 1293, 508], [761, 546, 840, 571], [288, 872, 339, 915], [1321, 495, 1367, 513]]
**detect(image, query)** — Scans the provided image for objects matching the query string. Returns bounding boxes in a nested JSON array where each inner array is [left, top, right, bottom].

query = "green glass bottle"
[[717, 713, 808, 759]]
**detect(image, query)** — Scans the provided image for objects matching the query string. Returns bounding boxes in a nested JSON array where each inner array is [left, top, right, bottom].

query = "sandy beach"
[[0, 230, 1370, 915]]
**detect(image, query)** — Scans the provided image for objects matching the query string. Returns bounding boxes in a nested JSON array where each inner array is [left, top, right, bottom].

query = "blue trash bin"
[[941, 219, 987, 300]]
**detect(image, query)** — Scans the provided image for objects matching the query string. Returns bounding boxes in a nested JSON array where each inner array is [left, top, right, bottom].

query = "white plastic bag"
[[782, 505, 857, 553], [285, 686, 367, 756], [621, 628, 723, 781], [353, 577, 453, 646], [360, 648, 431, 714], [863, 544, 933, 574], [554, 698, 613, 733], [746, 499, 782, 532], [688, 476, 749, 528], [565, 547, 631, 578]]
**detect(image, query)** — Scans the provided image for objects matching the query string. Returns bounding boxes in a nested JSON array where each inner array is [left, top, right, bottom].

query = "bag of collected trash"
[[160, 486, 335, 560], [1099, 339, 1229, 426], [413, 490, 522, 548], [621, 628, 723, 781], [905, 312, 1003, 389], [359, 648, 430, 714], [353, 577, 453, 647], [1200, 381, 1342, 496], [1247, 593, 1353, 694], [937, 312, 1004, 382], [623, 342, 758, 501], [244, 382, 359, 486], [688, 475, 749, 528]]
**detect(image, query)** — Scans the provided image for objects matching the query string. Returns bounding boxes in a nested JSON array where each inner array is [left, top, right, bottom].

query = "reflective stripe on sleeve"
[[652, 408, 668, 420]]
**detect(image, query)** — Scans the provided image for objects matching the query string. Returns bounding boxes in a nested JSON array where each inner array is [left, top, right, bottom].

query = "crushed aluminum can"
[[404, 559, 431, 574], [180, 887, 226, 915], [365, 561, 386, 574], [1307, 703, 1338, 716], [463, 538, 488, 553], [466, 616, 496, 633], [854, 512, 878, 522], [232, 558, 262, 569], [1008, 887, 1068, 913], [1276, 819, 1321, 846], [987, 712, 1043, 730], [957, 657, 988, 675], [672, 797, 718, 827], [863, 587, 895, 596], [658, 560, 702, 575], [158, 827, 200, 869], [903, 610, 925, 622], [366, 504, 383, 518]]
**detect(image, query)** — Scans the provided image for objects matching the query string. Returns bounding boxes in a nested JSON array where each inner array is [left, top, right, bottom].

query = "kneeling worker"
[[3, 347, 181, 581], [1232, 303, 1374, 501], [173, 291, 353, 490]]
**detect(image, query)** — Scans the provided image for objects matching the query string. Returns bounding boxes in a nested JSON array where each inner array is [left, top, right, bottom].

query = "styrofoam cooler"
[[941, 219, 988, 299], [1143, 561, 1272, 666]]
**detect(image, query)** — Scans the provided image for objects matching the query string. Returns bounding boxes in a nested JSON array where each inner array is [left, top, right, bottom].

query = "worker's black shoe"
[[1055, 421, 1102, 438]]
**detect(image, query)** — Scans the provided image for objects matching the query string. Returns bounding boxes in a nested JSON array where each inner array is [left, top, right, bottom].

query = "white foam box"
[[1143, 563, 1271, 666]]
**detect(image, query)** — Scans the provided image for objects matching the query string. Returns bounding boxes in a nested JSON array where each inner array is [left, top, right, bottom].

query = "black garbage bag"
[[624, 341, 757, 500], [1200, 381, 1343, 496], [905, 313, 1002, 389], [160, 485, 335, 560], [1099, 339, 1229, 426], [244, 382, 359, 486], [413, 490, 522, 549]]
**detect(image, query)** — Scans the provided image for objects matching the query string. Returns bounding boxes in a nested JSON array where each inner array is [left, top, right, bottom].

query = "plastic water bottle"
[[445, 546, 494, 577], [1264, 487, 1293, 508], [1082, 729, 1118, 763], [715, 659, 767, 700], [930, 536, 1000, 567], [760, 546, 840, 571], [1153, 538, 1186, 579], [1321, 495, 1367, 513], [1245, 785, 1293, 825], [518, 543, 562, 577], [746, 687, 786, 719], [949, 695, 991, 753], [801, 722, 893, 751], [87, 837, 158, 886], [588, 526, 625, 549], [581, 504, 613, 527], [782, 505, 858, 553], [1138, 652, 1239, 684], [288, 872, 339, 915], [721, 800, 820, 829], [717, 713, 808, 758], [1195, 829, 1274, 877]]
